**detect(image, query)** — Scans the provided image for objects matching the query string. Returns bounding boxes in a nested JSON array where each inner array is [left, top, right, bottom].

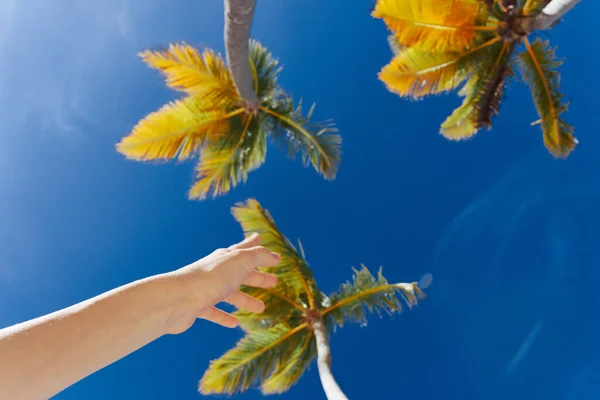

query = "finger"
[[243, 270, 277, 289], [234, 246, 281, 273], [228, 232, 261, 251], [225, 290, 266, 313], [199, 307, 239, 328]]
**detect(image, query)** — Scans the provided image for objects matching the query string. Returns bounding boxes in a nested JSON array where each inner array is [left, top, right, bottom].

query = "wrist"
[[147, 271, 200, 335]]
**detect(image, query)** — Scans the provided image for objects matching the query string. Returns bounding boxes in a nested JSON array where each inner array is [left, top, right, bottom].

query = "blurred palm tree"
[[116, 41, 341, 200], [373, 0, 578, 158], [199, 199, 428, 399]]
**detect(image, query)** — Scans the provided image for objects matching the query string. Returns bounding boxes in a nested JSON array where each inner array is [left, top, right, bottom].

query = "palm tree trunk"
[[311, 317, 349, 400], [224, 0, 259, 109], [533, 0, 581, 30]]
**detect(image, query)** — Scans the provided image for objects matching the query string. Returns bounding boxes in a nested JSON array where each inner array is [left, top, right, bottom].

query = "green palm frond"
[[199, 323, 311, 395], [321, 265, 425, 330], [188, 114, 267, 200], [234, 281, 306, 331], [440, 40, 513, 139], [250, 40, 282, 100], [517, 38, 576, 158], [232, 199, 320, 309], [260, 331, 316, 394], [265, 97, 342, 180]]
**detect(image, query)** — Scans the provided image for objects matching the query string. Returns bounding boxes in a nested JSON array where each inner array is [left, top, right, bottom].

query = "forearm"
[[0, 273, 182, 400]]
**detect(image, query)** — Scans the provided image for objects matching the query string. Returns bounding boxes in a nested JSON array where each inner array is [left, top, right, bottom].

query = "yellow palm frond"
[[140, 43, 239, 108], [116, 98, 242, 162], [518, 38, 576, 158], [379, 37, 502, 99], [372, 0, 493, 53]]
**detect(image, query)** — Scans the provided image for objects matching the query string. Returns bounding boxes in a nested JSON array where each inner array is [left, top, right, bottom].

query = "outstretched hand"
[[0, 233, 280, 400], [166, 233, 280, 333]]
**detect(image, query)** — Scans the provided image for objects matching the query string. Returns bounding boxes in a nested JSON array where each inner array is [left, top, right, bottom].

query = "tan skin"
[[0, 233, 279, 400]]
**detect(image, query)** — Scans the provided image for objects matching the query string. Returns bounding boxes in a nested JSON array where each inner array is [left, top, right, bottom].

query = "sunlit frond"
[[321, 265, 425, 330], [199, 324, 311, 395], [263, 99, 342, 180], [518, 38, 576, 158], [379, 37, 502, 99], [140, 43, 238, 108], [234, 281, 306, 332], [232, 199, 320, 308], [116, 98, 239, 162], [188, 114, 267, 199], [260, 331, 316, 394], [372, 0, 492, 53], [440, 40, 512, 139]]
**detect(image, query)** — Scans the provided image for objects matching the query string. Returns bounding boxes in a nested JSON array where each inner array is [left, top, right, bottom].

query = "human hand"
[[165, 233, 280, 334]]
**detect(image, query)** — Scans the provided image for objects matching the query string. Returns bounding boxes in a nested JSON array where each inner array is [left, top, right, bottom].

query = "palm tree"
[[199, 199, 428, 399], [372, 0, 579, 158], [116, 41, 341, 200]]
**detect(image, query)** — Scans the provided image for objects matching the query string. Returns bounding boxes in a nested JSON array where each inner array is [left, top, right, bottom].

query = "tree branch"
[[533, 0, 581, 30], [224, 0, 259, 109]]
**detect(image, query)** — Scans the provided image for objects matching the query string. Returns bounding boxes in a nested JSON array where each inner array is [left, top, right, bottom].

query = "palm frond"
[[232, 199, 320, 308], [234, 281, 307, 332], [517, 38, 576, 158], [188, 114, 267, 200], [522, 0, 552, 16], [388, 34, 405, 56], [140, 43, 238, 108], [320, 265, 425, 330], [372, 0, 493, 53], [116, 98, 240, 162], [379, 37, 502, 99], [260, 331, 316, 394], [249, 40, 283, 101], [440, 40, 512, 139], [263, 98, 342, 180], [199, 324, 311, 395]]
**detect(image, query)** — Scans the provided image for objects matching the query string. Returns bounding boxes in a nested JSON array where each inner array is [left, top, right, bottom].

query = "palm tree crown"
[[373, 0, 576, 158], [117, 41, 341, 200], [199, 199, 427, 396]]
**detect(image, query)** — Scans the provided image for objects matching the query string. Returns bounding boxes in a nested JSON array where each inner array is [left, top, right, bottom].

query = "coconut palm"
[[372, 0, 580, 158], [199, 199, 428, 399], [116, 41, 341, 200]]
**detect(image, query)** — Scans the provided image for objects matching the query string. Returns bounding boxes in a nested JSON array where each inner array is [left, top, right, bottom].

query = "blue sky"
[[1, 1, 600, 399]]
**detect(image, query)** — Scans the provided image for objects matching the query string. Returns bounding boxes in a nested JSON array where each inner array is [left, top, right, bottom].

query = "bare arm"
[[0, 233, 279, 400]]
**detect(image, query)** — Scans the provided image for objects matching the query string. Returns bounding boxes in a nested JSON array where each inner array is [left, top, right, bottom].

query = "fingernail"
[[271, 252, 281, 261], [266, 274, 278, 287]]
